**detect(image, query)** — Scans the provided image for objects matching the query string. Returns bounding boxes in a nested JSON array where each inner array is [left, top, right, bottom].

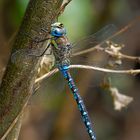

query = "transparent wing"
[[71, 24, 117, 56], [30, 68, 101, 111], [70, 24, 118, 67], [11, 47, 51, 64], [11, 39, 51, 64], [30, 71, 67, 108]]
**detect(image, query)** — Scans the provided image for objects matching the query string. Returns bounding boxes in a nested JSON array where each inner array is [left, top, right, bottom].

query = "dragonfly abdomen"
[[58, 64, 96, 140]]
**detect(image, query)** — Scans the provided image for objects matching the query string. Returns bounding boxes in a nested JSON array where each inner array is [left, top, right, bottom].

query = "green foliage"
[[10, 0, 29, 28], [59, 0, 93, 41]]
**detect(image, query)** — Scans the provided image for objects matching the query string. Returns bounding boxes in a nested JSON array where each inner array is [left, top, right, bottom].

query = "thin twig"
[[35, 68, 58, 83], [105, 50, 140, 61], [98, 47, 140, 62], [1, 96, 30, 140], [72, 45, 100, 57], [35, 65, 140, 83], [69, 65, 140, 74], [72, 45, 140, 62], [58, 0, 72, 16]]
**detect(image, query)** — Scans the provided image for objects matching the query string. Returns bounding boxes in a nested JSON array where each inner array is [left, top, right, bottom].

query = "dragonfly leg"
[[40, 28, 49, 33], [28, 43, 51, 57], [23, 32, 51, 43], [33, 37, 51, 43]]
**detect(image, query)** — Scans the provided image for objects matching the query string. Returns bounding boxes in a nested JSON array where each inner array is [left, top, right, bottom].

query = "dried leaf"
[[109, 87, 133, 111], [37, 55, 55, 77], [106, 41, 124, 56]]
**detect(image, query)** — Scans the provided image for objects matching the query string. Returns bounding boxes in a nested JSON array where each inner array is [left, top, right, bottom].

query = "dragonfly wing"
[[70, 24, 118, 69], [72, 24, 118, 55], [11, 48, 50, 64], [30, 71, 67, 108]]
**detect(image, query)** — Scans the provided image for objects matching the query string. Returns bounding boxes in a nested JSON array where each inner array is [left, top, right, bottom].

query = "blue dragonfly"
[[11, 22, 117, 140]]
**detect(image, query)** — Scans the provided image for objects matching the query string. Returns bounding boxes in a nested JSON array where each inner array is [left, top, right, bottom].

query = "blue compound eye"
[[51, 26, 66, 37], [55, 28, 63, 36]]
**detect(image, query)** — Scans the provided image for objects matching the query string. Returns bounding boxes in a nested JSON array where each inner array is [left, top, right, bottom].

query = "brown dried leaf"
[[106, 41, 124, 56], [109, 87, 133, 111], [37, 55, 55, 77]]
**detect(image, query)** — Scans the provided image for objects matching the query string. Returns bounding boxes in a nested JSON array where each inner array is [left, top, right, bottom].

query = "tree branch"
[[35, 65, 140, 84]]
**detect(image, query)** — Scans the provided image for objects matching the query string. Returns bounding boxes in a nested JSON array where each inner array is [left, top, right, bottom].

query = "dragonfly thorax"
[[51, 36, 71, 66]]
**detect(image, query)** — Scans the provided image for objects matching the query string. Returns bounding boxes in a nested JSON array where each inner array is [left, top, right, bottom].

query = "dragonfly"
[[11, 22, 117, 140]]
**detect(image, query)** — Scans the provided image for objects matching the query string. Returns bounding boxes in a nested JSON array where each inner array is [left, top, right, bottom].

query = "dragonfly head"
[[51, 22, 66, 37]]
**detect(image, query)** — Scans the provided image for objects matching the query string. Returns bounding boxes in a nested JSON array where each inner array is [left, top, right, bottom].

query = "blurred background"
[[0, 0, 140, 140]]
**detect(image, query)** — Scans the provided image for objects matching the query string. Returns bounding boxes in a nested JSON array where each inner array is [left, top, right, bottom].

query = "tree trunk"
[[0, 0, 64, 139]]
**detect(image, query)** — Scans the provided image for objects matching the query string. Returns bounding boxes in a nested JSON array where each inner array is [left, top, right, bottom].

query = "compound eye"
[[51, 26, 66, 37], [55, 28, 63, 36]]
